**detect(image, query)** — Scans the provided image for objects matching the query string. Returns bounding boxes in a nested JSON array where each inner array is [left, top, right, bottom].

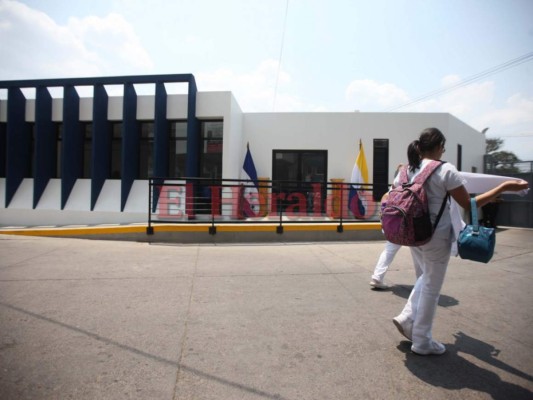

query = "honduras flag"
[[349, 140, 369, 218], [241, 143, 260, 216]]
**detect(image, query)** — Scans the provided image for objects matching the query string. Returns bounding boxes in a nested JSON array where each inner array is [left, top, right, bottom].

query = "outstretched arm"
[[449, 180, 529, 211]]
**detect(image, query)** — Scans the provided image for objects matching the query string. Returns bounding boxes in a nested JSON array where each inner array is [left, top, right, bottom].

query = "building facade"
[[0, 74, 485, 227]]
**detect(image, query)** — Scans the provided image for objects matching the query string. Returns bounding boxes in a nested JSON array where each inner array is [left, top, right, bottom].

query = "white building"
[[0, 74, 485, 227]]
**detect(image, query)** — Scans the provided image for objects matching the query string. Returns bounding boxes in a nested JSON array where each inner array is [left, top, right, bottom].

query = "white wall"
[[447, 115, 486, 172], [0, 178, 147, 226], [239, 111, 483, 183]]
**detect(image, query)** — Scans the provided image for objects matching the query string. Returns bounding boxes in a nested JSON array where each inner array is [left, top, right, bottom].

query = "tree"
[[485, 137, 521, 174], [486, 138, 504, 153]]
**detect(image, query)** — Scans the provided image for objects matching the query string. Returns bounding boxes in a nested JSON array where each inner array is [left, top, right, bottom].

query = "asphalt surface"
[[0, 228, 532, 399]]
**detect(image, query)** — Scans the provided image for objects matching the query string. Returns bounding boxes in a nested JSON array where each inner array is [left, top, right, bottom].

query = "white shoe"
[[370, 278, 388, 289], [392, 315, 413, 340], [412, 340, 446, 355]]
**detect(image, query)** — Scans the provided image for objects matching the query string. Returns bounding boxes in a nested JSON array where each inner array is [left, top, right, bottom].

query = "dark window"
[[457, 144, 462, 171], [83, 123, 92, 178], [194, 120, 223, 214], [200, 120, 223, 179], [139, 122, 154, 179], [272, 150, 327, 212], [111, 122, 122, 178], [168, 121, 187, 177], [373, 139, 389, 201], [272, 150, 327, 183]]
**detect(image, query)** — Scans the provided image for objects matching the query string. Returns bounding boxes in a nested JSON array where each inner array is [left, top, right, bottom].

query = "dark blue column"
[[121, 83, 138, 211], [91, 84, 111, 210], [5, 87, 29, 207], [186, 76, 200, 178], [33, 86, 55, 208], [61, 85, 82, 209], [153, 82, 168, 178], [0, 122, 6, 178], [150, 82, 169, 211]]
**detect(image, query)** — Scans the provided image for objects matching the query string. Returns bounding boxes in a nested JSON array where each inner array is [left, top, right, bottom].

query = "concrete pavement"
[[0, 228, 532, 399]]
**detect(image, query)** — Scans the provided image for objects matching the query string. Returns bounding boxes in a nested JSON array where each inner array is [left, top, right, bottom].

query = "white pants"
[[398, 235, 451, 347], [371, 241, 423, 282]]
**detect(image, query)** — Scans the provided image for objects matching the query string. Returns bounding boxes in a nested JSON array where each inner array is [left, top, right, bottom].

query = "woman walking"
[[392, 127, 528, 355]]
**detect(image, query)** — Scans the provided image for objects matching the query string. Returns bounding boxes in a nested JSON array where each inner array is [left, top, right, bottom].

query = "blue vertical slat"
[[121, 82, 138, 211], [61, 85, 82, 209], [1, 74, 199, 212], [91, 84, 110, 210], [34, 86, 55, 208], [5, 87, 28, 207], [186, 76, 200, 177], [154, 82, 168, 178], [0, 122, 6, 178], [151, 82, 168, 211]]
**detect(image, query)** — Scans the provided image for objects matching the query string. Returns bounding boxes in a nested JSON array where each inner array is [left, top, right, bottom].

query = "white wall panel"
[[52, 98, 62, 121], [6, 179, 33, 209], [63, 179, 91, 211], [35, 179, 61, 210], [137, 96, 154, 120], [108, 97, 123, 120], [80, 97, 92, 121], [93, 180, 121, 212], [167, 95, 187, 119], [123, 180, 148, 213]]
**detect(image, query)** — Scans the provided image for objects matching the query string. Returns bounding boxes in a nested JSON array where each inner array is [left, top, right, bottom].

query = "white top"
[[394, 159, 466, 241]]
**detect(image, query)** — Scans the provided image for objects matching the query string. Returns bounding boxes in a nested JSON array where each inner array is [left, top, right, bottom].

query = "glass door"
[[272, 150, 327, 214]]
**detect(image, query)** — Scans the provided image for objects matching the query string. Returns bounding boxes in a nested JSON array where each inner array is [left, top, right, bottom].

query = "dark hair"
[[407, 127, 446, 171], [407, 141, 419, 172]]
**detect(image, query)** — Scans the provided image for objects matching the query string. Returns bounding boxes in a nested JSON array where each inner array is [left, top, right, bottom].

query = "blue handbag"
[[457, 198, 496, 263]]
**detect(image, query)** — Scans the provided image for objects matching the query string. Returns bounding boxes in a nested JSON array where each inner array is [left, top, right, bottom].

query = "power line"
[[384, 51, 533, 111], [273, 0, 289, 112]]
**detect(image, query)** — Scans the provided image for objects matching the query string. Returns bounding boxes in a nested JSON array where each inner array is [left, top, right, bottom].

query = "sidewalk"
[[0, 228, 532, 399]]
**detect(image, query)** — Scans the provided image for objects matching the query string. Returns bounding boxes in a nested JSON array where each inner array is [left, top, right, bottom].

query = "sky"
[[1, 0, 532, 160]]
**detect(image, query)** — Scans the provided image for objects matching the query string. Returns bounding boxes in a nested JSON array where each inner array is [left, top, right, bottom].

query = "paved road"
[[0, 229, 532, 399]]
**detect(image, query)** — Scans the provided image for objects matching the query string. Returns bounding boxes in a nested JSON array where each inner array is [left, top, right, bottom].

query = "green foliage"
[[485, 137, 521, 174], [485, 138, 504, 153]]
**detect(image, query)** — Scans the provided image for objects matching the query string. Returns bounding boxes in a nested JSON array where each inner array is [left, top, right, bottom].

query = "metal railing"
[[484, 159, 533, 174], [147, 178, 382, 235], [484, 159, 533, 228]]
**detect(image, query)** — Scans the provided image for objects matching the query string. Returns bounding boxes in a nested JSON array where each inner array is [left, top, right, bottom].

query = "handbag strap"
[[470, 197, 479, 232]]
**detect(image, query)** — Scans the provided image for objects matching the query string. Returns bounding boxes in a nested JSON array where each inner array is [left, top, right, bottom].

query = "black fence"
[[484, 159, 533, 228], [147, 178, 382, 234]]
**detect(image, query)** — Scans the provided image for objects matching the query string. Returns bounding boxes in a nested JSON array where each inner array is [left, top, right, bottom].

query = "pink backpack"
[[381, 161, 448, 246]]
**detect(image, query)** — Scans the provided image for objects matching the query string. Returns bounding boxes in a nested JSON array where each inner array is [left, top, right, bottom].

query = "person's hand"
[[502, 180, 529, 192]]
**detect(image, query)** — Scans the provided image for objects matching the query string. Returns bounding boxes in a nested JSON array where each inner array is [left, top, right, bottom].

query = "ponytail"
[[407, 127, 446, 172], [407, 140, 421, 172]]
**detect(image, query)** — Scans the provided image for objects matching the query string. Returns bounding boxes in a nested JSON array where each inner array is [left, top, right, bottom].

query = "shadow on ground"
[[398, 331, 532, 400], [390, 284, 459, 307]]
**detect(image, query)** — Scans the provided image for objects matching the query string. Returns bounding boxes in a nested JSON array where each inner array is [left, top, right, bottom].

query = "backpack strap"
[[398, 165, 409, 185], [411, 160, 449, 231], [433, 193, 450, 231], [412, 160, 444, 185]]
